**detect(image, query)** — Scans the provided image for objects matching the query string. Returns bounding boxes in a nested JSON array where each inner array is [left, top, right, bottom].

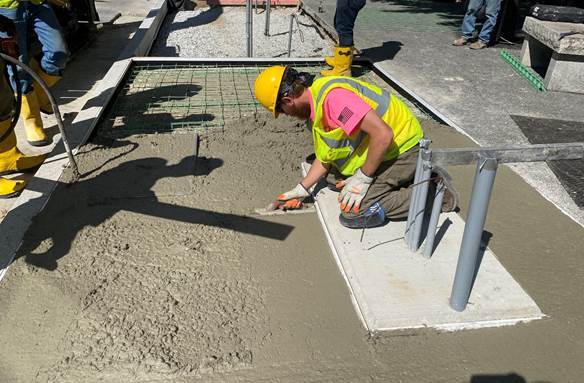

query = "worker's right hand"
[[277, 184, 310, 208]]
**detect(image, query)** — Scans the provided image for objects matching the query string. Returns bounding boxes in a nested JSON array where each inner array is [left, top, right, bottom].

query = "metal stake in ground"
[[287, 13, 295, 57], [246, 0, 253, 57], [264, 0, 271, 36], [450, 156, 498, 312]]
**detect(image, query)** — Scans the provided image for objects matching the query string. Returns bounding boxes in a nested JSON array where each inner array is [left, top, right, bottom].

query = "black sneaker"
[[339, 202, 387, 229]]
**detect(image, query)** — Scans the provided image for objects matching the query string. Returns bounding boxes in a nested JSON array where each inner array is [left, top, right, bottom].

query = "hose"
[[0, 52, 80, 181]]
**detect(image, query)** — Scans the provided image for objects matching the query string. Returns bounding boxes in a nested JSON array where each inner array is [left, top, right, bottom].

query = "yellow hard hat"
[[254, 65, 286, 118]]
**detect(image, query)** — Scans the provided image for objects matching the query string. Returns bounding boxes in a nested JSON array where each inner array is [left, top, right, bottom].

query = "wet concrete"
[[1, 111, 583, 382]]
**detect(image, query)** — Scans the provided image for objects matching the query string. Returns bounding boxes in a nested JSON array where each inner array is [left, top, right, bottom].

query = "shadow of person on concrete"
[[359, 41, 403, 63], [470, 372, 551, 383], [14, 143, 294, 271]]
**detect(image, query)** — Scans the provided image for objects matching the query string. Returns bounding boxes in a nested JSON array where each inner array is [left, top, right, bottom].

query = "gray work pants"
[[340, 146, 419, 220]]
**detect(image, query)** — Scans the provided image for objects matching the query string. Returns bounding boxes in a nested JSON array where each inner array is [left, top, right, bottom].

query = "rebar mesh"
[[96, 62, 409, 138]]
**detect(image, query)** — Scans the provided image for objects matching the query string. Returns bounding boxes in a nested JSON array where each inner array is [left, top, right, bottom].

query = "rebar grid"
[[96, 62, 397, 138]]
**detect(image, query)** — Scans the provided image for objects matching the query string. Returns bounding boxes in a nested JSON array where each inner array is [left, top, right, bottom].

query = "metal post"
[[287, 14, 295, 57], [405, 139, 431, 246], [246, 0, 253, 57], [264, 0, 271, 36], [409, 153, 432, 251], [423, 181, 445, 258], [450, 157, 498, 312]]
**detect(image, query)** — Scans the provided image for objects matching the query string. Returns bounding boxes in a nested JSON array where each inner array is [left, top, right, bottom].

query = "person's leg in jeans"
[[477, 0, 501, 44], [461, 0, 486, 40], [333, 0, 365, 47], [0, 6, 34, 94], [339, 146, 419, 228], [29, 2, 69, 115], [30, 2, 69, 76], [323, 0, 365, 76]]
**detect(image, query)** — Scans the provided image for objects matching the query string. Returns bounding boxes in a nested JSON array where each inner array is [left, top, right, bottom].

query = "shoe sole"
[[28, 139, 50, 147], [0, 190, 22, 199]]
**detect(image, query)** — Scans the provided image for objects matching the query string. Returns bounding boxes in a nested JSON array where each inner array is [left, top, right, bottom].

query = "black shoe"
[[339, 202, 387, 229]]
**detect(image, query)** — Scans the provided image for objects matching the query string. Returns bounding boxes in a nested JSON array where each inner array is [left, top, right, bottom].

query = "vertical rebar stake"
[[264, 0, 271, 36], [450, 156, 498, 312], [423, 181, 445, 258], [287, 13, 295, 57], [246, 0, 253, 57]]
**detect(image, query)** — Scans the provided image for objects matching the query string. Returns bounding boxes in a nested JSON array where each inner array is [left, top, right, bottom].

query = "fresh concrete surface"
[[303, 0, 584, 227], [304, 165, 542, 332], [1, 107, 584, 383]]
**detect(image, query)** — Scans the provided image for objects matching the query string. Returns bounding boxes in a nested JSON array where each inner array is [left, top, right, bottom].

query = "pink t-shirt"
[[309, 88, 372, 135]]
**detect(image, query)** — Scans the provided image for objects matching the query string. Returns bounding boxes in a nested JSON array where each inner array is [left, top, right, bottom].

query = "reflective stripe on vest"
[[314, 77, 391, 119]]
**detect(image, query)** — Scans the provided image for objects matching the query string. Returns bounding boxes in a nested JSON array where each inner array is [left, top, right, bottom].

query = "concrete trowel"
[[254, 198, 315, 216]]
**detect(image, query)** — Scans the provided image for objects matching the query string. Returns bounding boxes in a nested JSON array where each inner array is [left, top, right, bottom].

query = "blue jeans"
[[461, 0, 501, 44], [0, 2, 69, 94], [334, 0, 366, 47]]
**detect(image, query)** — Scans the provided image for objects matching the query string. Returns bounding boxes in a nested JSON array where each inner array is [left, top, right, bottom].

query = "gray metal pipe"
[[405, 151, 423, 246], [423, 181, 445, 258], [409, 158, 432, 251], [0, 53, 79, 180], [264, 0, 271, 36], [450, 157, 498, 312], [405, 139, 431, 246]]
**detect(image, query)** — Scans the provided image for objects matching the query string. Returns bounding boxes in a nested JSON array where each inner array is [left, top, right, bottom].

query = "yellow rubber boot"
[[31, 59, 61, 115], [325, 54, 335, 67], [0, 177, 26, 199], [20, 91, 49, 146], [0, 119, 46, 176], [321, 46, 353, 77]]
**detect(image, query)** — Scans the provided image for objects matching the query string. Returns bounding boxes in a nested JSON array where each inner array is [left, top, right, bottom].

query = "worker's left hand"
[[337, 168, 374, 214]]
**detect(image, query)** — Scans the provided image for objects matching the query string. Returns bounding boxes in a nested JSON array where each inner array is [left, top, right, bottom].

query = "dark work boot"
[[339, 202, 386, 229]]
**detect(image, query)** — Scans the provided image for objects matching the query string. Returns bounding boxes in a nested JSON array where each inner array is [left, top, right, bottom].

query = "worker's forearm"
[[300, 159, 329, 190], [358, 110, 394, 177], [361, 134, 392, 177]]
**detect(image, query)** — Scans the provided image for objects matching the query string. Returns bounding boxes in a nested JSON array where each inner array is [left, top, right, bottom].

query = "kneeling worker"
[[254, 66, 454, 228]]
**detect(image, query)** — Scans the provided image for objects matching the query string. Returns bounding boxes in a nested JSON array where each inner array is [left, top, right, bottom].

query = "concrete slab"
[[302, 163, 543, 332]]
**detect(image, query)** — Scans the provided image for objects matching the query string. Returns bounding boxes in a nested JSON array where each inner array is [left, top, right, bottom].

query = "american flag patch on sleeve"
[[337, 107, 354, 124]]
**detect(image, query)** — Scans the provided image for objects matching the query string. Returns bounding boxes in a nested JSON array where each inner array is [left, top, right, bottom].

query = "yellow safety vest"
[[308, 76, 424, 176], [0, 0, 45, 9]]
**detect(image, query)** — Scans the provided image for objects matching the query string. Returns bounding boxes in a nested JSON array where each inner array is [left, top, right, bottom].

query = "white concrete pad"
[[302, 164, 544, 332]]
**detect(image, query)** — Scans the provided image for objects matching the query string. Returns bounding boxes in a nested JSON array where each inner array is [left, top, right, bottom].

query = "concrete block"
[[545, 52, 584, 93], [522, 16, 584, 55], [522, 17, 584, 93]]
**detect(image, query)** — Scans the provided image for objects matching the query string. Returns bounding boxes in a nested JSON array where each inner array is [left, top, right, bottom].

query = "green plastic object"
[[500, 49, 546, 92]]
